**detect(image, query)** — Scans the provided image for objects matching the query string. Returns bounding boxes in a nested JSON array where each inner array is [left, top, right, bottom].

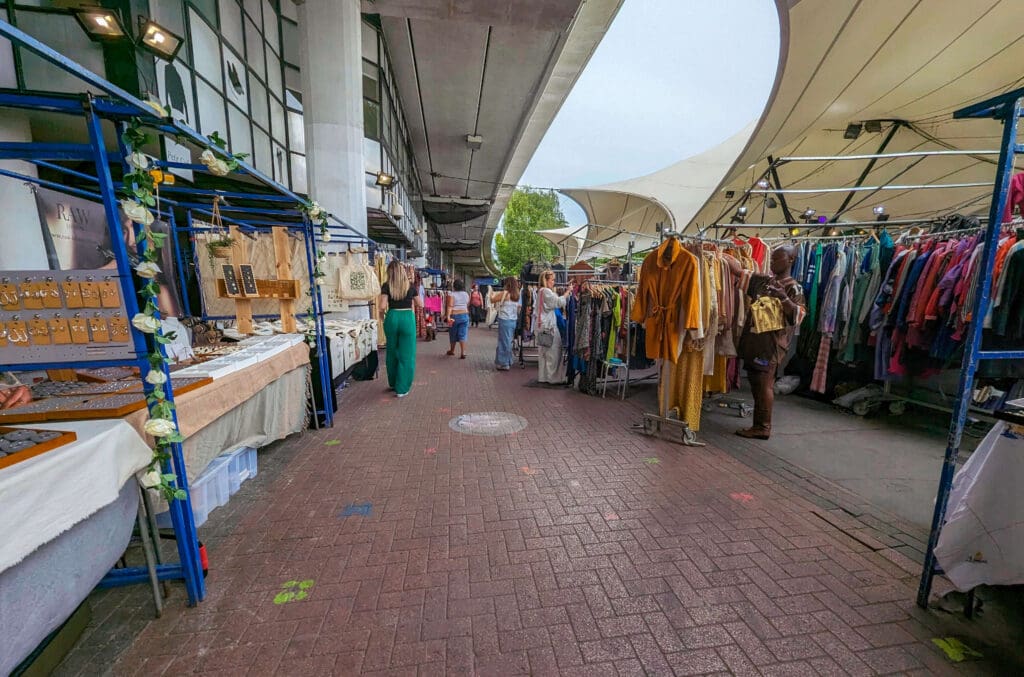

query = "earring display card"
[[0, 426, 77, 470], [0, 270, 135, 366], [239, 264, 259, 296], [222, 265, 242, 297]]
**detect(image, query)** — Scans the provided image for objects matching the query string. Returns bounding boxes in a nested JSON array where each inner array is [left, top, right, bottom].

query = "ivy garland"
[[120, 118, 188, 501]]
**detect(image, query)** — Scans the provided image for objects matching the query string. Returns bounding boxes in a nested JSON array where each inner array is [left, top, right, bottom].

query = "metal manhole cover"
[[448, 411, 527, 436]]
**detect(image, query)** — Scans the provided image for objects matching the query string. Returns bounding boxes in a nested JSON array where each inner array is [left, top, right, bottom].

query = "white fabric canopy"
[[535, 224, 588, 263], [688, 0, 1024, 230]]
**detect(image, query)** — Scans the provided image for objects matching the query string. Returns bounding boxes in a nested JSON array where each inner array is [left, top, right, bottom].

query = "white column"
[[297, 0, 367, 237], [0, 112, 48, 271]]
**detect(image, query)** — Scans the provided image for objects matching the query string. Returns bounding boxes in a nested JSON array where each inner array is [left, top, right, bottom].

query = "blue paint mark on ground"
[[341, 502, 372, 517]]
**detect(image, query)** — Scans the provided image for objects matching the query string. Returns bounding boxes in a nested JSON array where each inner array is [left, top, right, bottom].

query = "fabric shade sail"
[[689, 0, 1024, 231]]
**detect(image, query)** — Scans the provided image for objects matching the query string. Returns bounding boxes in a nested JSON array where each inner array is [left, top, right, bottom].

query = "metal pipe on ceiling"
[[777, 149, 1001, 162], [747, 181, 992, 194]]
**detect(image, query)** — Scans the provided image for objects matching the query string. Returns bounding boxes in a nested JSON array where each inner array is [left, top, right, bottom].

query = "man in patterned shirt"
[[0, 372, 32, 409]]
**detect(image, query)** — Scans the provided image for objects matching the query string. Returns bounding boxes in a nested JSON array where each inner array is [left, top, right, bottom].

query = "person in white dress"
[[536, 270, 569, 384]]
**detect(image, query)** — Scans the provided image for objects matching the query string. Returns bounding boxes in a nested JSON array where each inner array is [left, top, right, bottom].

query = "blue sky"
[[519, 0, 781, 225]]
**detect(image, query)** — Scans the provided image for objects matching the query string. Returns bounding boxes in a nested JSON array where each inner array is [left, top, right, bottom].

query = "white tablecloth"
[[934, 420, 1024, 590], [0, 420, 151, 574]]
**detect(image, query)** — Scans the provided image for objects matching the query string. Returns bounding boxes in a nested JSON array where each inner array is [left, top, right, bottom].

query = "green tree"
[[493, 188, 564, 277]]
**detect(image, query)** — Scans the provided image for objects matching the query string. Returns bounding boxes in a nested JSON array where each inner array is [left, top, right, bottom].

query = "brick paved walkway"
[[93, 329, 1001, 675]]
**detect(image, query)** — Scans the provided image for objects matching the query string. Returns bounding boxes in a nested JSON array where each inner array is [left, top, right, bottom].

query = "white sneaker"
[[397, 392, 408, 398]]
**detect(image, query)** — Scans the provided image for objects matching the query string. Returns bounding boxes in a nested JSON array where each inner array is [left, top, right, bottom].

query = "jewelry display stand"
[[214, 226, 299, 333]]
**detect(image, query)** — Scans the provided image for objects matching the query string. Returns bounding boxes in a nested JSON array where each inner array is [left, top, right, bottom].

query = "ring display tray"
[[0, 426, 77, 470]]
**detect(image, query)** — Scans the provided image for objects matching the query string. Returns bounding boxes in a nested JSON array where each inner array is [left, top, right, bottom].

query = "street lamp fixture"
[[375, 171, 395, 187], [137, 18, 184, 61]]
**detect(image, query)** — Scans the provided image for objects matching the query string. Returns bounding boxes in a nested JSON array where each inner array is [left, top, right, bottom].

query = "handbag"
[[337, 251, 381, 301], [537, 328, 555, 347]]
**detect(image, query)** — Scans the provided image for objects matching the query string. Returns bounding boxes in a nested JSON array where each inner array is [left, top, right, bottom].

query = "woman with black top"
[[380, 260, 422, 397]]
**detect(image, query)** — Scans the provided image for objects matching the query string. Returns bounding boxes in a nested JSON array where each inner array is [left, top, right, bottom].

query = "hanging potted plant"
[[204, 194, 234, 263]]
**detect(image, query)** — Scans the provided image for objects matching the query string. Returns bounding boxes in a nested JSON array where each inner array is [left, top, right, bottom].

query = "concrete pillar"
[[297, 0, 367, 237], [0, 113, 48, 271]]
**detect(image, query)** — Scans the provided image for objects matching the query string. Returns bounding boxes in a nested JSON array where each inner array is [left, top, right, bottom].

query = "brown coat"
[[630, 239, 702, 363]]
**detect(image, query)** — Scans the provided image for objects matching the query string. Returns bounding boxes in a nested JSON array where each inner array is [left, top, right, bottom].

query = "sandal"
[[460, 355, 467, 359]]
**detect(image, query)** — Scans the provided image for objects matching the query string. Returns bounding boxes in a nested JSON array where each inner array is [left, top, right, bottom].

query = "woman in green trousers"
[[380, 260, 421, 398]]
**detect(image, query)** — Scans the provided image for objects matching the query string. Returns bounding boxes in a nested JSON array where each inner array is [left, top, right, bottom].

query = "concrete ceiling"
[[366, 0, 623, 274]]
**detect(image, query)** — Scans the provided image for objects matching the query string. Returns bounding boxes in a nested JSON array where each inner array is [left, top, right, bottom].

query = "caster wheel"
[[682, 428, 698, 445], [739, 405, 752, 418], [642, 418, 656, 436], [852, 400, 872, 416], [702, 402, 713, 413], [888, 401, 907, 416]]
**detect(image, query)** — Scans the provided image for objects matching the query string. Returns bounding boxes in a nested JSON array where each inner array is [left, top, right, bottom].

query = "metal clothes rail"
[[917, 87, 1024, 608]]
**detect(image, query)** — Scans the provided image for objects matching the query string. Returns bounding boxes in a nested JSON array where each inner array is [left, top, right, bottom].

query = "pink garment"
[[424, 295, 443, 313], [1002, 172, 1024, 223], [810, 336, 831, 393]]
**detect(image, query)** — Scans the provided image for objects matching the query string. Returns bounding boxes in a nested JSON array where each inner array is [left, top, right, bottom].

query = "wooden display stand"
[[214, 226, 298, 334]]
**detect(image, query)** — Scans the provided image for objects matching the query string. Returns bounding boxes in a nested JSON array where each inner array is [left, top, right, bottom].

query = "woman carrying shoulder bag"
[[490, 277, 521, 371], [536, 270, 569, 384]]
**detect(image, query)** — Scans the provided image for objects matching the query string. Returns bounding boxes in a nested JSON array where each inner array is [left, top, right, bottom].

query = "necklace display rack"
[[213, 225, 300, 334]]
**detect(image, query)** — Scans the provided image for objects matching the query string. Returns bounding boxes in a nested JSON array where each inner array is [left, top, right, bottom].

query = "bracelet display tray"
[[0, 377, 212, 425], [0, 426, 77, 470]]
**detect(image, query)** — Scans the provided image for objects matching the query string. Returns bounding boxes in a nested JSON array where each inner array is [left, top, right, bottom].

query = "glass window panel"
[[266, 49, 282, 97], [381, 89, 393, 147], [15, 11, 105, 94], [250, 78, 269, 130], [290, 153, 307, 194], [285, 88, 302, 112], [284, 64, 301, 93], [362, 61, 379, 103], [281, 19, 299, 65], [263, 0, 279, 54], [280, 0, 298, 22], [196, 77, 227, 137], [363, 138, 381, 174], [222, 46, 249, 112], [287, 110, 305, 153], [361, 22, 377, 64], [363, 99, 380, 141], [270, 97, 286, 146], [243, 0, 261, 22], [272, 142, 287, 184], [228, 103, 253, 158], [245, 18, 265, 82], [1, 36, 16, 89], [192, 0, 217, 23], [219, 0, 244, 51], [253, 126, 272, 176], [189, 9, 221, 85]]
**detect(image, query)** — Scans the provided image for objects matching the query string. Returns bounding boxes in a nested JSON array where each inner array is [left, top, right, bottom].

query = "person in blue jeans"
[[446, 279, 471, 359], [490, 277, 521, 370]]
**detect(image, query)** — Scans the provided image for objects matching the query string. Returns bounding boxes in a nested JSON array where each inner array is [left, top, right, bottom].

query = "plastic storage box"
[[155, 454, 231, 529]]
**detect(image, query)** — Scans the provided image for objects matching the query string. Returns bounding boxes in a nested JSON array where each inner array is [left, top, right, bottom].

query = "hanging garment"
[[749, 297, 786, 333], [631, 239, 701, 363], [670, 346, 705, 431]]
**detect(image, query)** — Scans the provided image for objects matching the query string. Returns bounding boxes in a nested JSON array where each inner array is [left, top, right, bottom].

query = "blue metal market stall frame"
[[0, 19, 371, 606], [917, 88, 1024, 608]]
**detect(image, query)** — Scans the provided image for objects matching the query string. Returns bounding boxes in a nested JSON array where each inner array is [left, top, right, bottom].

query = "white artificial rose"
[[322, 232, 332, 242], [145, 369, 168, 386], [143, 417, 177, 438], [131, 313, 161, 334], [200, 149, 230, 176], [128, 151, 150, 169], [135, 261, 161, 279], [144, 99, 168, 118], [121, 199, 155, 226], [308, 202, 324, 220]]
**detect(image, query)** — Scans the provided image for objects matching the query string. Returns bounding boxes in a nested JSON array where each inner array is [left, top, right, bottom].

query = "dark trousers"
[[746, 365, 777, 434]]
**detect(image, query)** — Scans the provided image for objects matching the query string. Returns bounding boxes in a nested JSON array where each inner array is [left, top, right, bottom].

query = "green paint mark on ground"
[[643, 457, 660, 464], [273, 579, 316, 605], [932, 637, 984, 662], [324, 440, 341, 446]]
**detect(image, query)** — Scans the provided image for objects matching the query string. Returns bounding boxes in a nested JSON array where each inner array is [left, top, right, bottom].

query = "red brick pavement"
[[108, 329, 995, 675]]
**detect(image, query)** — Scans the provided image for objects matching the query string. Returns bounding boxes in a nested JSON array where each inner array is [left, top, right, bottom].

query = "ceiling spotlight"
[[864, 120, 882, 133], [802, 208, 816, 220], [74, 8, 127, 41], [789, 226, 801, 236], [137, 18, 183, 60], [375, 171, 395, 187], [465, 134, 483, 150], [756, 179, 770, 190], [873, 205, 890, 222], [736, 206, 748, 217], [766, 197, 778, 209], [844, 123, 863, 140]]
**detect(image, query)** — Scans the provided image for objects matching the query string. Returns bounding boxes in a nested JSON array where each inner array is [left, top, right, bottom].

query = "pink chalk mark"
[[424, 447, 437, 456], [520, 466, 537, 475], [730, 492, 755, 504], [605, 512, 619, 521]]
